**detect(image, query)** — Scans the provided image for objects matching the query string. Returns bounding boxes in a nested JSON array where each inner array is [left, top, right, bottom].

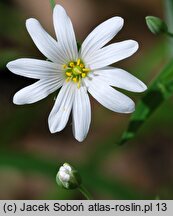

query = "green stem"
[[165, 0, 173, 56], [49, 0, 56, 10], [78, 185, 93, 200], [166, 31, 173, 37]]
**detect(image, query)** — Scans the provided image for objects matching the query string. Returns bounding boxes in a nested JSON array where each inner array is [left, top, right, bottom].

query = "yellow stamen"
[[82, 68, 90, 72], [82, 73, 86, 78], [77, 59, 81, 66], [63, 64, 67, 69], [80, 63, 84, 68], [73, 77, 78, 82], [77, 81, 81, 89], [69, 62, 75, 67], [66, 72, 72, 77], [63, 59, 90, 88], [66, 77, 71, 82]]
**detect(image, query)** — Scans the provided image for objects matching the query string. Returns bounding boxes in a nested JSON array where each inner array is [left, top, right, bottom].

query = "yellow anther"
[[66, 72, 72, 77], [77, 81, 81, 89], [66, 77, 71, 82], [82, 68, 90, 72], [77, 59, 81, 66], [80, 63, 84, 68], [73, 77, 78, 82], [69, 62, 75, 67], [82, 73, 86, 78], [63, 64, 67, 69], [63, 60, 90, 88]]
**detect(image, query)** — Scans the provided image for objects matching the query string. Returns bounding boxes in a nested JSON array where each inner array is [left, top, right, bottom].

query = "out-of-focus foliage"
[[0, 1, 30, 69], [120, 60, 173, 145], [119, 0, 173, 145], [165, 0, 173, 56]]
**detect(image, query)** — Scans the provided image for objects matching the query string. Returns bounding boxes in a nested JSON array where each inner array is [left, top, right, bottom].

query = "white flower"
[[56, 163, 81, 189], [7, 5, 147, 142]]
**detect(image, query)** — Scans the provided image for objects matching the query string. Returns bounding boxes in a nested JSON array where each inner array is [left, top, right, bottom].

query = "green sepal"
[[146, 16, 168, 35], [56, 164, 82, 190]]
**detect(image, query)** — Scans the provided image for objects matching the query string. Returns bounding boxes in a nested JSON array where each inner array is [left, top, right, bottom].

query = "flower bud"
[[146, 16, 168, 35], [56, 163, 82, 190]]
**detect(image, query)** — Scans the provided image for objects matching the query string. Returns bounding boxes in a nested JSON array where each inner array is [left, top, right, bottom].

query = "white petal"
[[84, 78, 135, 113], [13, 78, 63, 105], [48, 82, 76, 133], [7, 58, 63, 79], [81, 17, 124, 59], [63, 164, 72, 172], [26, 18, 65, 64], [59, 172, 70, 182], [94, 67, 147, 92], [59, 167, 66, 173], [53, 5, 78, 61], [72, 86, 91, 142], [85, 40, 139, 70]]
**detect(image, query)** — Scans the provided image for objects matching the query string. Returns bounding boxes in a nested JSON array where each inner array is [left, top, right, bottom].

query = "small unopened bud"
[[146, 16, 168, 35], [56, 163, 82, 190]]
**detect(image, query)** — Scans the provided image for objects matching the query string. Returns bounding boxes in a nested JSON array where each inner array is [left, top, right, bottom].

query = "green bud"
[[56, 163, 82, 190], [146, 16, 168, 35]]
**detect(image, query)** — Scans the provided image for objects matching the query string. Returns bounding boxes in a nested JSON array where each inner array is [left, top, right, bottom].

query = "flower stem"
[[49, 0, 56, 10], [78, 185, 93, 200], [165, 0, 173, 56], [166, 31, 173, 37]]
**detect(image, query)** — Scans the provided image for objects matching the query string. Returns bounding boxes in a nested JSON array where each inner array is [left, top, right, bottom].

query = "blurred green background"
[[1, 0, 173, 199]]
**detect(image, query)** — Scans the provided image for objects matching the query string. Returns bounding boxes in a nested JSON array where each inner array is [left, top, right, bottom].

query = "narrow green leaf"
[[49, 0, 56, 10], [165, 0, 173, 56], [119, 60, 173, 145]]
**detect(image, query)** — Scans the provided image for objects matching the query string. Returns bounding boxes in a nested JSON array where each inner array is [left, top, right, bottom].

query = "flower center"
[[63, 59, 90, 88]]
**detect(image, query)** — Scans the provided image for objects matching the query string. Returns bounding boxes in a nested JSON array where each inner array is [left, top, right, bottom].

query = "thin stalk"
[[78, 185, 93, 200], [166, 31, 173, 37], [49, 0, 56, 10], [165, 0, 173, 56]]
